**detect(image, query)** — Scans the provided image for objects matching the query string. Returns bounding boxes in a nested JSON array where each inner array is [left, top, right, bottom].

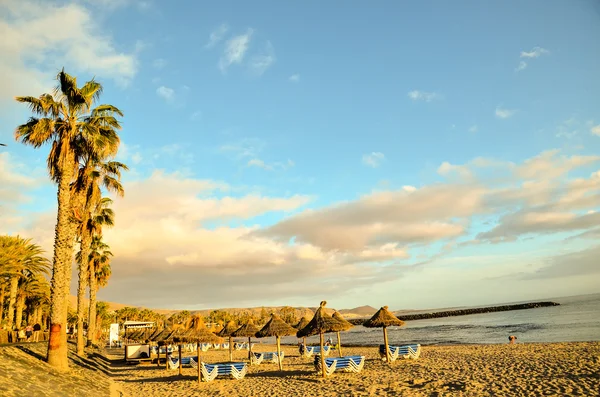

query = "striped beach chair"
[[190, 360, 248, 381], [379, 344, 421, 362], [253, 351, 283, 364], [167, 356, 195, 369], [303, 345, 331, 357], [314, 355, 365, 376]]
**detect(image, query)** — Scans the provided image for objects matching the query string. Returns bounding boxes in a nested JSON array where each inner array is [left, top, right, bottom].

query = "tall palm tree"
[[15, 274, 50, 330], [14, 70, 124, 369], [87, 235, 112, 345], [0, 236, 50, 329], [73, 159, 126, 355]]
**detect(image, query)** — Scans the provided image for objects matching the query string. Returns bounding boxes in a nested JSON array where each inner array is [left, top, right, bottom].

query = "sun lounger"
[[253, 351, 283, 364], [189, 359, 247, 381], [314, 355, 365, 376], [167, 356, 195, 369], [303, 345, 331, 357], [379, 344, 421, 361], [222, 343, 230, 349], [199, 343, 211, 352], [212, 343, 221, 349], [234, 342, 255, 351]]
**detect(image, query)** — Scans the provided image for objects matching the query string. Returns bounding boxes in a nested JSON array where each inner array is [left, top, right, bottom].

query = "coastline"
[[1, 341, 598, 396]]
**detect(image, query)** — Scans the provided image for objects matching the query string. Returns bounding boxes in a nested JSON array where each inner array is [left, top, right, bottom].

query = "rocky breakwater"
[[348, 301, 560, 325]]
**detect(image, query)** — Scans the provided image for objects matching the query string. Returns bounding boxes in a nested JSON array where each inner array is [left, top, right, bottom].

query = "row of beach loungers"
[[150, 343, 236, 355], [164, 343, 420, 381]]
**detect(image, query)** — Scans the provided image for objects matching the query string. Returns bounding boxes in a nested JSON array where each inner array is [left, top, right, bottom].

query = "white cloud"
[[190, 110, 202, 121], [495, 106, 517, 119], [247, 158, 272, 171], [289, 74, 300, 82], [591, 125, 600, 137], [469, 125, 478, 133], [220, 138, 265, 160], [407, 90, 441, 102], [156, 86, 174, 101], [205, 23, 229, 49], [249, 41, 275, 75], [515, 61, 527, 72], [152, 58, 167, 69], [520, 47, 549, 58], [247, 158, 294, 172], [219, 29, 253, 72], [362, 152, 385, 168]]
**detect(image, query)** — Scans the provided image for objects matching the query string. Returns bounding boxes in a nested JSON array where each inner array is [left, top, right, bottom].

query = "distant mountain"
[[339, 305, 377, 318]]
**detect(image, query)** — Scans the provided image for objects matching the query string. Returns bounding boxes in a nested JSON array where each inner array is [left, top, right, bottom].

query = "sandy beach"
[[1, 341, 598, 396]]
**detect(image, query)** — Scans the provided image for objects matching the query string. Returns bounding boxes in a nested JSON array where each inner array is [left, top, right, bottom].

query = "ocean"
[[275, 293, 600, 346]]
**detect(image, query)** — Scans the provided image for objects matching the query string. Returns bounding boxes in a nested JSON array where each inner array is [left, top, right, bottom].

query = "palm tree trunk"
[[87, 274, 98, 347], [0, 282, 6, 324], [15, 295, 25, 330], [46, 153, 77, 371], [7, 276, 19, 329], [76, 231, 91, 355]]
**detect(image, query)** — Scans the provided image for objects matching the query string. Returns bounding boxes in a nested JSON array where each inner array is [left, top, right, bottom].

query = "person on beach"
[[25, 324, 33, 342], [17, 328, 26, 343], [33, 323, 41, 342], [508, 335, 517, 344]]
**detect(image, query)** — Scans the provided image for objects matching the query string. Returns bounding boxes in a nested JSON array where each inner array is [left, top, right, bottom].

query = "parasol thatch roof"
[[231, 319, 260, 337], [256, 313, 297, 338], [297, 301, 347, 337], [331, 311, 353, 331], [146, 328, 163, 341], [150, 328, 177, 344], [294, 316, 310, 330], [363, 306, 405, 328], [185, 326, 224, 344], [217, 320, 238, 337]]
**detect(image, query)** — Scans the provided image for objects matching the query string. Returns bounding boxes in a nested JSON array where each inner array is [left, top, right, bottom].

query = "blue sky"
[[1, 0, 600, 311]]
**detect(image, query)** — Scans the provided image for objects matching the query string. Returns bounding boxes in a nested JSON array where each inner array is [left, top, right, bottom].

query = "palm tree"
[[87, 235, 112, 345], [15, 274, 50, 330], [15, 70, 123, 369], [73, 160, 126, 356], [0, 236, 50, 329]]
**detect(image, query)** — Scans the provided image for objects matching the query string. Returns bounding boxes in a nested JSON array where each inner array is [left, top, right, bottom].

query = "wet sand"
[[1, 341, 598, 396]]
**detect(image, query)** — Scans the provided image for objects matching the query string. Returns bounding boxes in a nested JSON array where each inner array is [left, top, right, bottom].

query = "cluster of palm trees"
[[13, 69, 127, 369], [0, 236, 51, 331]]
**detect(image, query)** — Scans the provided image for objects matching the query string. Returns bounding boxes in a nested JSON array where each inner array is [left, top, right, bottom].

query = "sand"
[[0, 341, 598, 396]]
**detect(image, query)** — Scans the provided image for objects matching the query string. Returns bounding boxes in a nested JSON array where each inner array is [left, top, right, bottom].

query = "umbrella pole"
[[383, 326, 390, 364], [276, 336, 283, 371], [319, 333, 326, 378], [229, 336, 233, 362], [248, 337, 252, 364], [178, 344, 182, 376], [157, 346, 160, 367], [197, 342, 202, 383], [337, 331, 343, 357]]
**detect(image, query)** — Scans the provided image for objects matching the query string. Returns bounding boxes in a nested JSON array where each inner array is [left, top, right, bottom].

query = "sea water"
[[276, 293, 600, 346]]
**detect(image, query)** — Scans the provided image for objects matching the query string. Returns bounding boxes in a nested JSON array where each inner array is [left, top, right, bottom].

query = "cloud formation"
[[591, 125, 600, 137], [407, 90, 441, 102], [362, 152, 385, 168], [205, 24, 229, 49], [249, 41, 275, 75], [495, 106, 517, 119], [219, 29, 253, 72], [156, 86, 175, 101], [289, 74, 300, 82]]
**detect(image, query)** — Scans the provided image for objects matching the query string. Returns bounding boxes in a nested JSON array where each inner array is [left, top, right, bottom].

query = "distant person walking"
[[508, 335, 517, 344], [25, 325, 34, 342], [33, 323, 41, 342]]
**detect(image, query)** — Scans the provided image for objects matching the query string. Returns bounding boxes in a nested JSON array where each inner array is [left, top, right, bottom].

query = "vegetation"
[[14, 70, 126, 369], [0, 236, 51, 330]]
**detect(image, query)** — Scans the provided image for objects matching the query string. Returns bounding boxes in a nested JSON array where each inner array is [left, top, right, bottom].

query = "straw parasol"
[[331, 311, 353, 357], [231, 319, 260, 364], [150, 328, 176, 368], [363, 306, 405, 364], [256, 313, 297, 371], [297, 301, 348, 378], [217, 320, 238, 362], [294, 316, 310, 348], [186, 324, 223, 383]]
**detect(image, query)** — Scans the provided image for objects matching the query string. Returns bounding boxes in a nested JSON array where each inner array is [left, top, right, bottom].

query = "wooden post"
[[197, 340, 202, 383], [229, 336, 233, 362], [319, 333, 326, 378], [276, 336, 283, 371], [383, 326, 390, 364], [157, 346, 160, 367], [248, 337, 252, 364], [178, 344, 182, 376], [336, 331, 343, 357]]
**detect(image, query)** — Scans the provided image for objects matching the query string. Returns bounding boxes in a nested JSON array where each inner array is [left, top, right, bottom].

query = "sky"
[[1, 0, 600, 311]]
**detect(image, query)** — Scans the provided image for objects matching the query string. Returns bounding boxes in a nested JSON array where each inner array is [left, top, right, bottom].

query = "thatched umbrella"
[[186, 325, 223, 383], [231, 319, 260, 364], [331, 311, 353, 357], [297, 301, 348, 378], [256, 313, 296, 371], [217, 320, 238, 362], [363, 306, 405, 364], [295, 316, 310, 348], [150, 328, 176, 368]]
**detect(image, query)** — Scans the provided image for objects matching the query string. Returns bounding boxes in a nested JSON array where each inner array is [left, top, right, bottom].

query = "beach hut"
[[256, 313, 297, 371], [217, 320, 238, 362], [231, 319, 260, 364], [297, 301, 347, 378], [363, 306, 405, 364], [331, 311, 353, 357]]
